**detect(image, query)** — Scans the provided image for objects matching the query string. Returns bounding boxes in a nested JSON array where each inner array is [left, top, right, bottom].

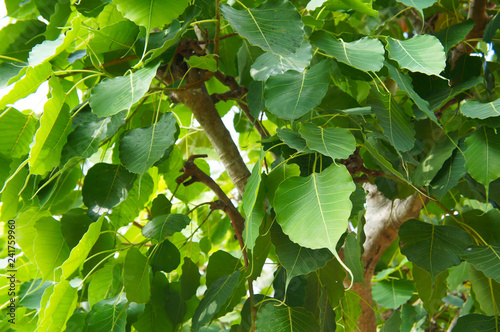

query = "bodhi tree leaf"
[[461, 99, 500, 119], [82, 163, 137, 217], [429, 147, 467, 197], [399, 219, 472, 279], [468, 266, 500, 316], [0, 108, 37, 158], [453, 314, 500, 331], [142, 214, 191, 241], [250, 42, 313, 81], [85, 296, 128, 331], [88, 19, 140, 54], [119, 113, 177, 174], [221, 0, 304, 55], [276, 128, 314, 153], [267, 162, 301, 206], [0, 20, 46, 62], [36, 278, 78, 332], [265, 59, 331, 121], [461, 245, 500, 283], [124, 247, 151, 303], [299, 122, 356, 160], [372, 279, 414, 309], [274, 164, 355, 260], [90, 62, 160, 117], [185, 54, 218, 72], [310, 30, 384, 72], [255, 303, 320, 331], [464, 126, 500, 196], [434, 19, 474, 53], [114, 0, 190, 29], [148, 239, 180, 273], [396, 0, 436, 18], [386, 35, 446, 77]]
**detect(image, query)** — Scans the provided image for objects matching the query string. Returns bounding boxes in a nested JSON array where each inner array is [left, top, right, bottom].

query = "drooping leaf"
[[461, 99, 500, 119], [461, 245, 500, 283], [255, 303, 321, 331], [386, 35, 446, 77], [484, 12, 500, 43], [221, 0, 304, 55], [114, 0, 190, 29], [82, 163, 137, 217], [468, 266, 500, 316], [343, 232, 364, 283], [399, 219, 472, 280], [206, 250, 243, 287], [372, 279, 414, 309], [299, 122, 356, 160], [311, 30, 384, 72], [250, 42, 313, 81], [363, 137, 408, 183], [36, 278, 78, 332], [434, 19, 474, 53], [429, 145, 467, 197], [90, 62, 160, 117], [464, 126, 500, 196], [396, 0, 436, 18], [148, 239, 180, 273], [274, 164, 355, 254], [180, 257, 200, 300], [119, 113, 177, 174], [265, 59, 331, 121], [367, 91, 415, 152], [0, 108, 37, 158], [45, 0, 72, 40], [191, 271, 240, 332], [413, 265, 448, 314], [124, 247, 151, 303], [271, 224, 333, 288], [142, 214, 191, 241]]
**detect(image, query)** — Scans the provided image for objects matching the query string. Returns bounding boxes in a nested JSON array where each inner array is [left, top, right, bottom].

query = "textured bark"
[[353, 184, 425, 331]]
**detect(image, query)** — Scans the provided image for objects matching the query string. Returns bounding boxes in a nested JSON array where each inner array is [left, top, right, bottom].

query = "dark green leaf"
[[434, 19, 474, 52], [141, 214, 191, 241], [255, 303, 320, 331], [461, 245, 500, 283], [148, 239, 180, 273], [124, 247, 151, 303], [299, 122, 356, 160]]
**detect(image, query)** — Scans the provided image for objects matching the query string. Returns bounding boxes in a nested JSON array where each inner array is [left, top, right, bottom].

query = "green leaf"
[[464, 126, 500, 196], [34, 217, 70, 281], [180, 257, 200, 300], [242, 157, 266, 251], [0, 20, 46, 62], [276, 128, 314, 153], [484, 12, 500, 43], [142, 214, 191, 241], [411, 134, 458, 187], [148, 239, 180, 273], [29, 77, 73, 175], [461, 245, 500, 283], [255, 303, 321, 331], [88, 20, 140, 54], [192, 271, 240, 332], [44, 0, 72, 40], [265, 59, 331, 121], [299, 123, 356, 160], [426, 76, 482, 111], [82, 163, 137, 217], [399, 219, 472, 279], [338, 0, 379, 17], [434, 19, 474, 53], [0, 62, 52, 110], [90, 62, 160, 117], [311, 30, 384, 72], [15, 207, 52, 264], [429, 147, 466, 197], [468, 266, 500, 316], [109, 173, 153, 227], [19, 279, 53, 310], [413, 265, 448, 314], [461, 99, 500, 119], [85, 296, 128, 332], [28, 16, 81, 66], [372, 279, 414, 309], [386, 35, 446, 77], [119, 113, 177, 174], [267, 162, 301, 206], [88, 265, 114, 308], [344, 232, 364, 283], [386, 62, 438, 124], [453, 314, 500, 332], [36, 278, 78, 332], [221, 0, 304, 55], [396, 0, 436, 18], [275, 164, 355, 254], [206, 250, 243, 287], [271, 224, 333, 288], [250, 42, 313, 81], [60, 217, 104, 279], [114, 0, 190, 29], [363, 137, 408, 183], [367, 91, 415, 152], [185, 54, 218, 72], [0, 108, 37, 158], [124, 247, 151, 303]]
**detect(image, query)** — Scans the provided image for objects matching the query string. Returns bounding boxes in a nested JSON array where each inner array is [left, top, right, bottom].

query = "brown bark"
[[353, 184, 425, 331]]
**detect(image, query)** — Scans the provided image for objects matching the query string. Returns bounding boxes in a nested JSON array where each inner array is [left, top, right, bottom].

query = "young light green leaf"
[[90, 62, 160, 117], [88, 20, 140, 54], [114, 0, 190, 29], [461, 99, 500, 119], [0, 108, 37, 158], [124, 247, 151, 303], [185, 54, 218, 72], [311, 30, 384, 72], [88, 266, 114, 308], [119, 113, 177, 174], [36, 278, 78, 332], [274, 164, 355, 255], [399, 219, 472, 280], [142, 214, 191, 241], [221, 0, 304, 55], [461, 246, 500, 283], [372, 279, 414, 309], [265, 59, 331, 121], [250, 42, 313, 81], [299, 122, 356, 160], [267, 162, 301, 206], [464, 127, 500, 196], [386, 35, 446, 77]]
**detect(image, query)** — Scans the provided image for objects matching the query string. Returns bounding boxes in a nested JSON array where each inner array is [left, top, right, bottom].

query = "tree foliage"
[[1, 0, 500, 331]]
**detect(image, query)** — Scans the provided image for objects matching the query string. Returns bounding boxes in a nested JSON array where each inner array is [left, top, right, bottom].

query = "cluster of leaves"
[[0, 0, 500, 331]]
